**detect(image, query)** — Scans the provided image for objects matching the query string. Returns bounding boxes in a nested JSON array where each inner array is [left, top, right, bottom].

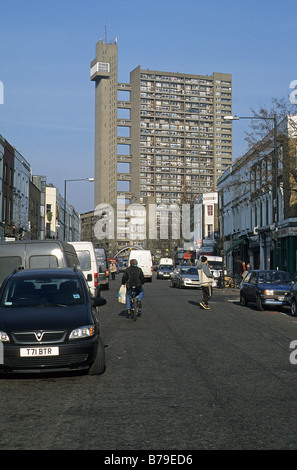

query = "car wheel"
[[256, 295, 264, 311], [89, 336, 105, 375], [291, 298, 297, 316], [240, 292, 247, 306], [169, 280, 174, 288]]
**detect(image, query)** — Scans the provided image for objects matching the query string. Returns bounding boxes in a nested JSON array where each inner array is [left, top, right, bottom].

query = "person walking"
[[234, 258, 243, 287], [197, 256, 213, 310], [109, 261, 117, 280], [121, 259, 145, 315]]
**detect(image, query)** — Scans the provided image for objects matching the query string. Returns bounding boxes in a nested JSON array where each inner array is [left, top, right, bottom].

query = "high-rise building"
[[91, 39, 232, 208], [90, 39, 232, 249]]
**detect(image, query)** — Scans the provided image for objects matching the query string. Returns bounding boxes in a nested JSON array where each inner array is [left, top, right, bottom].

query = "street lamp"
[[223, 114, 278, 268], [63, 178, 94, 241]]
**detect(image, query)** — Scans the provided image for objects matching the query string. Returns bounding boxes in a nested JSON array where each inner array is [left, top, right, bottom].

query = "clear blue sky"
[[1, 0, 297, 213]]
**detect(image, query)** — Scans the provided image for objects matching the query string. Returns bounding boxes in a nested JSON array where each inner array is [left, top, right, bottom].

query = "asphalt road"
[[1, 274, 297, 451]]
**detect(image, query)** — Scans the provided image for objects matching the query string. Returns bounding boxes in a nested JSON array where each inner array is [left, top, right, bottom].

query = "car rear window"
[[76, 251, 91, 271], [29, 255, 58, 268]]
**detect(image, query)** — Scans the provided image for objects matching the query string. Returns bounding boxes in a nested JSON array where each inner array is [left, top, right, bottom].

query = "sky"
[[1, 0, 297, 213]]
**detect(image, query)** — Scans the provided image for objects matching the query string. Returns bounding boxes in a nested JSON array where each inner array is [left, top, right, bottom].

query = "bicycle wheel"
[[132, 295, 137, 321]]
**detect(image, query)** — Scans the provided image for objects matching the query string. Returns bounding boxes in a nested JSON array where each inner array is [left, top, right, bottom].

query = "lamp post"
[[63, 178, 94, 241], [223, 114, 278, 269]]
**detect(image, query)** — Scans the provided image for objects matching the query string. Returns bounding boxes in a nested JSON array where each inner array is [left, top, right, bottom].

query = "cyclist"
[[121, 259, 145, 315]]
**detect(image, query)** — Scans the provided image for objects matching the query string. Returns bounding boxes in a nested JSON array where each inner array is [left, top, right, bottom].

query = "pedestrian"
[[197, 256, 213, 310], [234, 258, 243, 287], [109, 261, 117, 280], [246, 262, 252, 272]]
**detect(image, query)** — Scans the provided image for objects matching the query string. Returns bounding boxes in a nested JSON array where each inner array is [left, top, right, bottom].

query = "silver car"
[[170, 266, 200, 288]]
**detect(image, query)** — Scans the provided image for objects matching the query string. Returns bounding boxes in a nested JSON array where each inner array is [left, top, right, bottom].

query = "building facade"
[[0, 135, 4, 239], [45, 185, 80, 241], [13, 149, 31, 235], [218, 115, 297, 277]]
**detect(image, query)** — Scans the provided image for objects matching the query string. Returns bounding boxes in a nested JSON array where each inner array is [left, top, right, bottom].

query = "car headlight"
[[264, 290, 274, 296], [0, 331, 10, 342], [69, 325, 95, 340], [183, 278, 191, 282]]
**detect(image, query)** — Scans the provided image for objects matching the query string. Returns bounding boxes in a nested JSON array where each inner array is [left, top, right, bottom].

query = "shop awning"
[[225, 237, 247, 255]]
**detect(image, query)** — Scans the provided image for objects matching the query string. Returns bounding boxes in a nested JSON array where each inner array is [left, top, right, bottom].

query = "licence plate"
[[20, 347, 59, 357], [278, 296, 285, 301]]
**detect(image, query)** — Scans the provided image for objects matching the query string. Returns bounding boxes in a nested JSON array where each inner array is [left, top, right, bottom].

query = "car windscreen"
[[1, 274, 85, 308], [181, 267, 198, 275], [159, 265, 174, 271], [258, 271, 293, 284], [208, 262, 223, 270]]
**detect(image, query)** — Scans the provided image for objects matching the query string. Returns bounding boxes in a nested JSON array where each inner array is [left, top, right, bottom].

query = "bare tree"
[[244, 97, 297, 217]]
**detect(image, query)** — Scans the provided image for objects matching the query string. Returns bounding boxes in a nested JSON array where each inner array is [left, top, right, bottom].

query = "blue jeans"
[[126, 286, 144, 310]]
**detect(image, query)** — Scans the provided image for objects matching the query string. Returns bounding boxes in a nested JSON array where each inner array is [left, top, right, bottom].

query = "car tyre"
[[256, 295, 264, 311], [291, 298, 297, 316], [88, 336, 105, 375], [240, 292, 247, 306]]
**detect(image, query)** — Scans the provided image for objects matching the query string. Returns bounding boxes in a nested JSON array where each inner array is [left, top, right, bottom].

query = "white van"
[[69, 241, 99, 297], [159, 258, 174, 266], [128, 250, 153, 282], [0, 240, 79, 286], [202, 255, 226, 287], [94, 247, 109, 290]]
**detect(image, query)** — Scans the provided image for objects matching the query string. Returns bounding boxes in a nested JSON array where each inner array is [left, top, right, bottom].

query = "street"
[[1, 273, 297, 451]]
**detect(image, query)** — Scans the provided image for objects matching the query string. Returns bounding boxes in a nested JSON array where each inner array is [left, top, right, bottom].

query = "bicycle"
[[130, 285, 141, 321]]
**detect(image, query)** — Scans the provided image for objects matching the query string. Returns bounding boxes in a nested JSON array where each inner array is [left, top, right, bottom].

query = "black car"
[[0, 267, 106, 375], [240, 270, 294, 311]]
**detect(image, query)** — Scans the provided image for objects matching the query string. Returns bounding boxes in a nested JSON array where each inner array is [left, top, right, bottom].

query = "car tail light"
[[106, 269, 109, 277], [94, 272, 98, 287]]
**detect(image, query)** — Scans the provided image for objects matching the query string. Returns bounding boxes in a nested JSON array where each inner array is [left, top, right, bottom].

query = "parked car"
[[240, 270, 294, 311], [0, 267, 106, 375], [170, 265, 200, 288], [157, 264, 174, 279]]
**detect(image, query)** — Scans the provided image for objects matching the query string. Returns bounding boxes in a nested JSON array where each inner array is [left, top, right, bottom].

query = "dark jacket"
[[122, 265, 145, 289]]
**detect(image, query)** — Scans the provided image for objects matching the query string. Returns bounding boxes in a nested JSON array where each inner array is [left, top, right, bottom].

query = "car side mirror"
[[92, 297, 107, 307], [87, 274, 92, 282]]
